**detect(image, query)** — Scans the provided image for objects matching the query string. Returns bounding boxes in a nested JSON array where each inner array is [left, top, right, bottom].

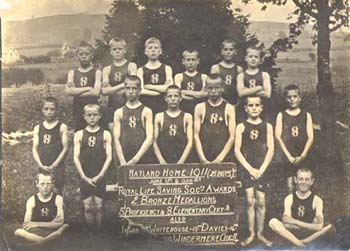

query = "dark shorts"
[[240, 167, 270, 193], [80, 178, 106, 200], [282, 156, 314, 178], [107, 106, 118, 123]]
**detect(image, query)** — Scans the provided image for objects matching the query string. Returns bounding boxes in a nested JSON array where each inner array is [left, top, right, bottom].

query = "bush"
[[2, 68, 45, 87], [22, 55, 51, 64]]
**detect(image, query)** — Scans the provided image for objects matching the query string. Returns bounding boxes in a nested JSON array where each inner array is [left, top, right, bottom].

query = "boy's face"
[[245, 97, 263, 118], [125, 81, 141, 101], [77, 46, 93, 67], [294, 170, 314, 193], [83, 107, 101, 126], [286, 89, 301, 109], [165, 89, 182, 108], [42, 102, 57, 121], [206, 79, 224, 100], [36, 174, 53, 197], [221, 43, 236, 61], [245, 49, 261, 68], [145, 43, 162, 60], [182, 52, 199, 72], [110, 42, 126, 60]]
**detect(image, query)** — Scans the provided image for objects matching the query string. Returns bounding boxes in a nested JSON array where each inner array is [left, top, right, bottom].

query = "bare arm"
[[23, 196, 35, 225], [285, 196, 324, 232], [153, 113, 167, 164], [174, 73, 182, 88], [236, 72, 263, 98], [34, 196, 64, 229], [142, 66, 173, 93], [65, 70, 91, 96], [213, 104, 236, 163], [128, 107, 153, 165], [78, 69, 102, 97], [73, 131, 96, 187], [23, 196, 64, 230], [113, 109, 127, 166], [256, 72, 271, 98], [32, 125, 48, 172], [92, 131, 112, 183], [275, 112, 295, 163], [210, 64, 219, 74], [48, 124, 68, 172], [128, 62, 138, 76], [299, 112, 314, 159], [259, 123, 274, 175], [177, 113, 193, 164], [234, 123, 256, 176], [194, 104, 209, 163], [101, 66, 124, 95]]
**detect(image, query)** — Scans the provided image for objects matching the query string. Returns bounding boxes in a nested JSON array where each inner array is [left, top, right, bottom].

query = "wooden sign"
[[108, 163, 243, 246]]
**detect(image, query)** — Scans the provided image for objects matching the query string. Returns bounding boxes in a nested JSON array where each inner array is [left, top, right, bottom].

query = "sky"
[[0, 0, 296, 22]]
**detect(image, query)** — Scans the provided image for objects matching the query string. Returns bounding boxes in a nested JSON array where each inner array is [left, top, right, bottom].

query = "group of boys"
[[14, 37, 332, 249]]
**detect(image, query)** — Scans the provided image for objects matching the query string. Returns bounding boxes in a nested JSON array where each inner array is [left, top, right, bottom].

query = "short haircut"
[[77, 41, 94, 53], [36, 172, 54, 183], [42, 96, 58, 109], [109, 37, 126, 47], [296, 168, 314, 179], [124, 75, 141, 88], [283, 84, 300, 97], [182, 49, 199, 58], [206, 73, 223, 86], [166, 84, 182, 94], [221, 38, 237, 49], [83, 104, 101, 114], [145, 37, 161, 48], [246, 46, 263, 58], [244, 95, 262, 105]]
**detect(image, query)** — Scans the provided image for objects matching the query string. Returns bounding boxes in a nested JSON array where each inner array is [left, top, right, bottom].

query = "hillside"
[[3, 14, 106, 47], [3, 14, 347, 54]]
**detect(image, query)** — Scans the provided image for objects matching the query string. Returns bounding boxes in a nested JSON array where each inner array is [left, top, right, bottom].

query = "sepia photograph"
[[1, 0, 349, 250]]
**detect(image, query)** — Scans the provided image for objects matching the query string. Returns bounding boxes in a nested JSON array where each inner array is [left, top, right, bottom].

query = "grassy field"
[[2, 47, 349, 250]]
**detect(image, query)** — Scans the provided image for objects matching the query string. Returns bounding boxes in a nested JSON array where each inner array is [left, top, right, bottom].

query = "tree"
[[96, 0, 278, 81], [245, 0, 348, 164]]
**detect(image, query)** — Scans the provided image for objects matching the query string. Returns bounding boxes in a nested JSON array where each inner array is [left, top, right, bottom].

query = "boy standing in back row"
[[174, 49, 208, 114], [137, 37, 173, 115], [236, 46, 271, 121], [211, 39, 243, 106], [66, 41, 102, 131], [102, 37, 137, 132]]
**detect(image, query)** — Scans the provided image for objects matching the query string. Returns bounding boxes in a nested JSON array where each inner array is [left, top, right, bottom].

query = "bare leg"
[[95, 196, 104, 232], [256, 190, 273, 247], [109, 123, 118, 168], [14, 229, 44, 243], [241, 187, 255, 246], [301, 224, 333, 244], [35, 224, 69, 246], [83, 196, 95, 230], [269, 218, 305, 247], [287, 176, 294, 195]]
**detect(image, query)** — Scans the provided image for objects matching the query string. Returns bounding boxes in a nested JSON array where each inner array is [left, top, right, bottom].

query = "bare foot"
[[240, 234, 255, 247], [257, 234, 273, 247]]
